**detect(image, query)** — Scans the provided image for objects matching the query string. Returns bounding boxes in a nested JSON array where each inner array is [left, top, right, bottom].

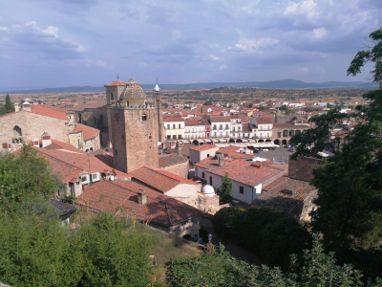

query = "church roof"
[[104, 80, 126, 87], [122, 79, 146, 105]]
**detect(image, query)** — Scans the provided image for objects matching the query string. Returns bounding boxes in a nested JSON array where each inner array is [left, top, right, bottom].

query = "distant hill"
[[2, 79, 377, 94]]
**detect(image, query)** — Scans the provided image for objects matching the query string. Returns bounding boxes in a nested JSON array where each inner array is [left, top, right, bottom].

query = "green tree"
[[0, 145, 61, 211], [0, 213, 83, 287], [77, 213, 153, 287], [219, 174, 232, 203], [167, 235, 367, 287], [291, 27, 382, 250], [4, 94, 14, 113], [213, 207, 311, 268], [347, 28, 382, 87]]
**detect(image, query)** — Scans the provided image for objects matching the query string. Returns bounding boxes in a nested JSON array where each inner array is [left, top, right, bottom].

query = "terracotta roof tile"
[[190, 144, 217, 152], [129, 166, 197, 193], [77, 179, 203, 229], [196, 157, 287, 187], [30, 104, 68, 120]]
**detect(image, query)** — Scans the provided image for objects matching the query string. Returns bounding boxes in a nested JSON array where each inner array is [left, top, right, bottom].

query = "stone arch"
[[236, 139, 243, 143], [282, 139, 287, 145], [265, 139, 271, 142], [274, 139, 280, 145], [258, 139, 264, 143], [13, 125, 22, 137]]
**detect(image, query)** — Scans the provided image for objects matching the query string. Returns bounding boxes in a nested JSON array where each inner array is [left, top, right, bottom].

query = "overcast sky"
[[0, 0, 381, 89]]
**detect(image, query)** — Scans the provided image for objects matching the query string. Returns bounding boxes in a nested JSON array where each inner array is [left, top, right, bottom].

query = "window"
[[167, 135, 171, 140], [202, 172, 205, 178], [81, 175, 88, 182], [207, 154, 210, 158], [142, 114, 147, 121], [172, 135, 176, 139], [178, 124, 181, 129], [173, 124, 176, 129], [178, 135, 182, 139], [114, 149, 118, 156], [13, 125, 22, 137], [209, 176, 213, 185], [167, 124, 170, 129], [239, 186, 244, 194], [111, 92, 114, 100]]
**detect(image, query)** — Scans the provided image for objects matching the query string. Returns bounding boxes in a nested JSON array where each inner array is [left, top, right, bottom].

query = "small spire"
[[154, 77, 160, 92]]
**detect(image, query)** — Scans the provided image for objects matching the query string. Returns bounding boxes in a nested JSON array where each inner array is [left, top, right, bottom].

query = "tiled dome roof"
[[122, 78, 146, 106]]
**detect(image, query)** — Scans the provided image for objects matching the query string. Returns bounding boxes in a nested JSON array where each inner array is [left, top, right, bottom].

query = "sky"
[[0, 0, 381, 90]]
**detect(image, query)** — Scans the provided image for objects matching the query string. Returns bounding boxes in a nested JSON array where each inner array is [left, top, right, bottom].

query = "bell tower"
[[106, 79, 160, 173]]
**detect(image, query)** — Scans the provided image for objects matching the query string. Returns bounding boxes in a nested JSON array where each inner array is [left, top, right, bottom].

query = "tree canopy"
[[167, 235, 377, 287], [0, 145, 61, 211]]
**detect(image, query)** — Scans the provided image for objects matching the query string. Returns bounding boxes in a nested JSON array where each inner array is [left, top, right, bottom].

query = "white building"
[[184, 118, 207, 140], [251, 116, 273, 142], [210, 116, 231, 138], [163, 114, 185, 140], [195, 155, 287, 204], [189, 144, 219, 164]]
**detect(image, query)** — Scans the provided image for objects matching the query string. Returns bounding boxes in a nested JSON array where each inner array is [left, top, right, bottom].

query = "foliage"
[[203, 99, 213, 105], [76, 213, 153, 287], [0, 213, 83, 287], [347, 27, 382, 87], [0, 145, 61, 211], [168, 235, 369, 287], [213, 207, 311, 268], [290, 108, 348, 158], [219, 174, 232, 203], [288, 28, 382, 280], [0, 212, 153, 287], [0, 94, 14, 115]]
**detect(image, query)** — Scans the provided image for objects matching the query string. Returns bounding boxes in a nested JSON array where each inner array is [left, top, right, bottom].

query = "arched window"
[[13, 126, 22, 137], [142, 114, 147, 121]]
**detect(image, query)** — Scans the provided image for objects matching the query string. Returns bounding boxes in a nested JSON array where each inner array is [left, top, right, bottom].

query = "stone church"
[[105, 79, 164, 173]]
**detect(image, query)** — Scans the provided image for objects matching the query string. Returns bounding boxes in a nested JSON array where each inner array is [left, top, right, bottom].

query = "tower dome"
[[122, 78, 146, 107], [154, 83, 160, 92], [202, 185, 215, 197]]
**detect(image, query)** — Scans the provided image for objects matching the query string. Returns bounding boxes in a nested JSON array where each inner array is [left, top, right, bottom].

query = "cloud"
[[312, 27, 328, 39], [1, 21, 85, 60], [229, 37, 279, 53], [284, 0, 317, 18], [0, 26, 8, 32]]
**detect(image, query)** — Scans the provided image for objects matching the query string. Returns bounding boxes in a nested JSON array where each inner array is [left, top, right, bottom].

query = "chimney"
[[218, 156, 224, 167], [137, 190, 147, 205]]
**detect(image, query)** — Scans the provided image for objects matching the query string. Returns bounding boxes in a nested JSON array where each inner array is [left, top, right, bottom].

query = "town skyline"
[[0, 0, 381, 90]]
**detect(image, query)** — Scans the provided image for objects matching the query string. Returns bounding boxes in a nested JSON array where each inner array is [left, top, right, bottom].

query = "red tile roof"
[[35, 147, 117, 182], [218, 146, 253, 160], [30, 104, 68, 120], [255, 116, 274, 124], [74, 124, 100, 140], [163, 114, 184, 122], [77, 179, 203, 229], [129, 166, 197, 193], [104, 80, 126, 86], [196, 157, 287, 187], [190, 144, 217, 152]]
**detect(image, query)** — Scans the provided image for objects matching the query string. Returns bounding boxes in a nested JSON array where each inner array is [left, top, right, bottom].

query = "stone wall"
[[111, 107, 159, 172], [0, 111, 68, 152]]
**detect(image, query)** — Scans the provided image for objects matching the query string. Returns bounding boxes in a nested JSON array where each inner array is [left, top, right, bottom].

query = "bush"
[[213, 207, 311, 268]]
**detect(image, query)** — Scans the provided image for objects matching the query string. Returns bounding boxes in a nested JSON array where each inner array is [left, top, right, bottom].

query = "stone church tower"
[[105, 79, 161, 173]]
